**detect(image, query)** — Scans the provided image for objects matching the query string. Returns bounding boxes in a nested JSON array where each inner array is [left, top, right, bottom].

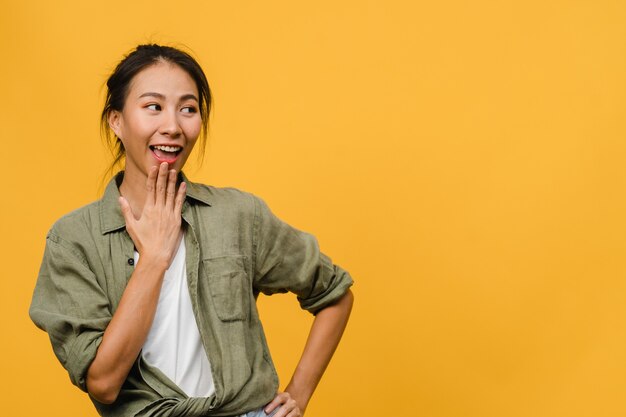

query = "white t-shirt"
[[135, 237, 215, 398]]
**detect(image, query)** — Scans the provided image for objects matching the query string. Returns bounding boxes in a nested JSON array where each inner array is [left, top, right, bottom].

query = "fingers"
[[145, 163, 181, 212], [174, 181, 186, 214], [164, 169, 177, 211], [264, 394, 283, 414], [118, 196, 134, 223], [155, 162, 169, 207], [145, 166, 159, 207], [265, 392, 301, 417]]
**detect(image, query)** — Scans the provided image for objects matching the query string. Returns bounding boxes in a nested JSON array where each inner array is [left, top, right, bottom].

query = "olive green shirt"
[[29, 173, 353, 417]]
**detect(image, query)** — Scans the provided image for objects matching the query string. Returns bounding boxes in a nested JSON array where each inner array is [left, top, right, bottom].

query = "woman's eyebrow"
[[180, 94, 199, 102], [138, 92, 198, 102], [139, 92, 165, 99]]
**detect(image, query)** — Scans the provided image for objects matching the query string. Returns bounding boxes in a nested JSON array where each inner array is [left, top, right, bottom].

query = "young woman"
[[30, 44, 353, 417]]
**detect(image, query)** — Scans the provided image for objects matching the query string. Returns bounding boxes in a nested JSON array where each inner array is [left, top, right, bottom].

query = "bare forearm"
[[86, 258, 167, 403], [286, 289, 354, 411]]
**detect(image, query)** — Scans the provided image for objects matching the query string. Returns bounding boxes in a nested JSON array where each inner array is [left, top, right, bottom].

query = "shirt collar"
[[100, 171, 212, 235]]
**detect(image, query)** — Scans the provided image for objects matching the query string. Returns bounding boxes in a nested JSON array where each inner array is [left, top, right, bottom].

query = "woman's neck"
[[119, 173, 148, 220]]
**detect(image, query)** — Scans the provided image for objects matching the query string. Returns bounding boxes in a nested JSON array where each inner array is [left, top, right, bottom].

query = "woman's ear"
[[108, 110, 122, 139]]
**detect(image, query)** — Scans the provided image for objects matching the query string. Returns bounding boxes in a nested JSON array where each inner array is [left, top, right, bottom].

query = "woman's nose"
[[159, 110, 182, 136]]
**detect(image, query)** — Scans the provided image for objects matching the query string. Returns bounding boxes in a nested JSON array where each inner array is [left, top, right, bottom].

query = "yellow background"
[[2, 1, 626, 416]]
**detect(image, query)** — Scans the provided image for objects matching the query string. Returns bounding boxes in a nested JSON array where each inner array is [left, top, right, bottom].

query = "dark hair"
[[101, 44, 212, 175]]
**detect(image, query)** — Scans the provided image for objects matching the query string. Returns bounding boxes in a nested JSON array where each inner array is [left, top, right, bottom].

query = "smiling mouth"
[[150, 145, 182, 163]]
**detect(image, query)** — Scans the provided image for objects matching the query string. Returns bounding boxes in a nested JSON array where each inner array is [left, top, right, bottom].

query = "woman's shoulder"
[[47, 200, 102, 246], [186, 181, 263, 212]]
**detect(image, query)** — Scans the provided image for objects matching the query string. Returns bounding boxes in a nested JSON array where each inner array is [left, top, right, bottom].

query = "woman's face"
[[109, 61, 202, 180]]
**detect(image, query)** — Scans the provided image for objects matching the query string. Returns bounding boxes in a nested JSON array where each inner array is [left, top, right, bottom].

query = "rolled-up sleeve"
[[29, 231, 110, 392], [251, 196, 353, 314]]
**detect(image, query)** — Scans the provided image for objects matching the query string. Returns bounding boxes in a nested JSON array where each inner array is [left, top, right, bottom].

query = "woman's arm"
[[86, 258, 168, 403], [87, 164, 185, 404], [264, 289, 354, 417]]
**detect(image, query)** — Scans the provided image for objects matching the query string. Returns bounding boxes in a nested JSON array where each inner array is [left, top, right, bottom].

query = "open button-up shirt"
[[30, 173, 353, 417]]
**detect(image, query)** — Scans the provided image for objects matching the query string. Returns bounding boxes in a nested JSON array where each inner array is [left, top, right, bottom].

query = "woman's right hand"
[[119, 162, 186, 269], [87, 162, 187, 404]]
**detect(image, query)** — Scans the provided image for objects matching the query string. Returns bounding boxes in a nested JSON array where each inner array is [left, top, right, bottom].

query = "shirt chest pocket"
[[202, 256, 250, 322]]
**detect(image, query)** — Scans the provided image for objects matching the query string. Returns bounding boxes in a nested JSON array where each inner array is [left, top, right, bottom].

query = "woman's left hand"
[[264, 391, 304, 417]]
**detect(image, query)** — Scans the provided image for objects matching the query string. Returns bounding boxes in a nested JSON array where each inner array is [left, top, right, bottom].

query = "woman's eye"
[[181, 106, 197, 114], [147, 104, 161, 111]]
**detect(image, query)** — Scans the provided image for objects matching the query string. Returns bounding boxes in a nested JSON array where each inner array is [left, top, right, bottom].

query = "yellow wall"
[[2, 1, 625, 416]]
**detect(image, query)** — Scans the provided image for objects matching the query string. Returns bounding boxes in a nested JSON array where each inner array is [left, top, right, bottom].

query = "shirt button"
[[128, 258, 135, 266]]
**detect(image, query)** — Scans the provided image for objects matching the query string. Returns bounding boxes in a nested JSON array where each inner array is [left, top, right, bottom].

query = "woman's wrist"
[[285, 382, 312, 412], [134, 255, 170, 279]]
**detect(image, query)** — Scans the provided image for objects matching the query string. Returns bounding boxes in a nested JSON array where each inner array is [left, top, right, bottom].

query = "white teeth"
[[153, 145, 181, 153]]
